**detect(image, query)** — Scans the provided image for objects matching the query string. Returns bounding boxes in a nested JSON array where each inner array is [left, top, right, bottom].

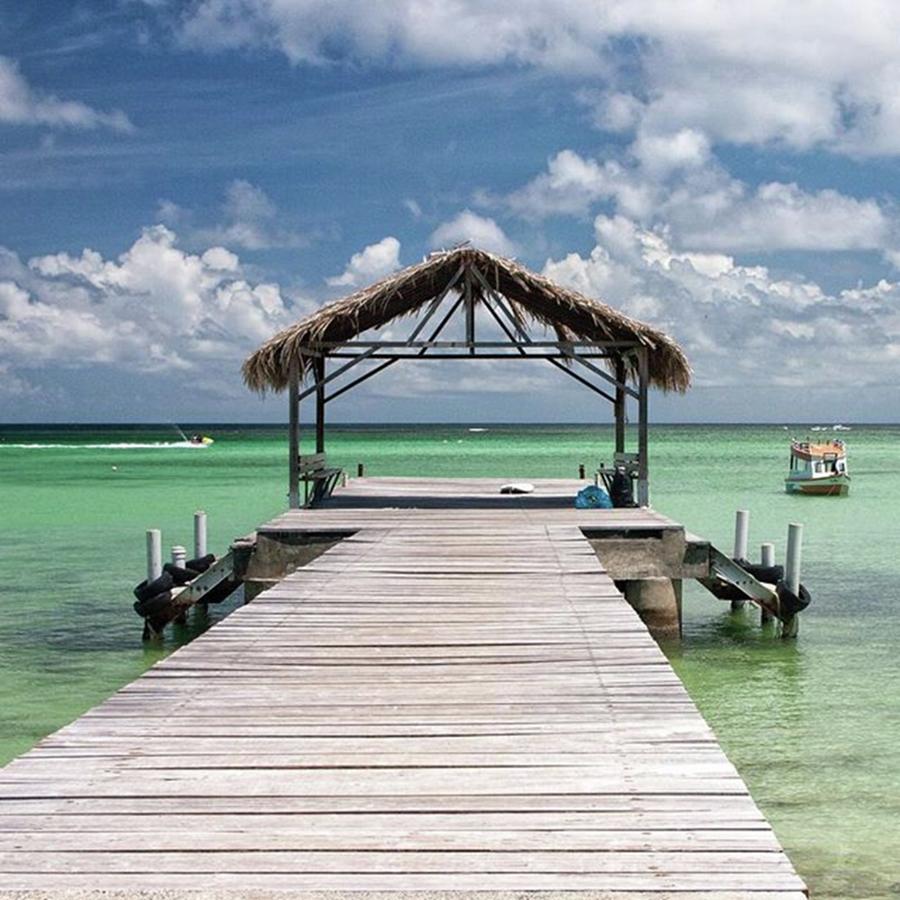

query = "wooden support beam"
[[288, 360, 300, 509], [481, 290, 616, 403], [469, 266, 637, 403], [483, 296, 616, 405], [314, 356, 325, 455], [637, 346, 649, 508], [326, 294, 466, 403], [312, 339, 643, 350], [615, 357, 626, 454], [559, 346, 639, 400], [297, 348, 378, 403], [321, 266, 465, 404], [464, 269, 475, 355], [326, 358, 397, 403], [325, 351, 615, 360]]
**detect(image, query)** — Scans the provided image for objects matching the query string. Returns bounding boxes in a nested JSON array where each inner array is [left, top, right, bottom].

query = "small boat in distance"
[[189, 434, 214, 447], [785, 439, 849, 496]]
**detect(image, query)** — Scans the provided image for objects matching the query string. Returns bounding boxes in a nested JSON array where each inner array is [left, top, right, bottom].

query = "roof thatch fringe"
[[243, 247, 690, 393]]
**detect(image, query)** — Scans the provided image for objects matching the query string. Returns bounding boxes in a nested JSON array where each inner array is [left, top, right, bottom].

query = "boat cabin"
[[786, 439, 850, 495]]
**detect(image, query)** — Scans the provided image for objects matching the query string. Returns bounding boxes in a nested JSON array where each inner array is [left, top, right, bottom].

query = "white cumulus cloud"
[[175, 1, 900, 154], [327, 236, 402, 288], [0, 226, 295, 379], [503, 148, 894, 255], [542, 213, 900, 390], [0, 56, 133, 132], [430, 211, 517, 256]]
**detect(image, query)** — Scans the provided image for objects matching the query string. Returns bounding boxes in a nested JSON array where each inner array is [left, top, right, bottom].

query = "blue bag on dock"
[[575, 484, 613, 509]]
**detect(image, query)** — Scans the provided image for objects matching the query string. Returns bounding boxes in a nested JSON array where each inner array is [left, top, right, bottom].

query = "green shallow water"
[[0, 422, 898, 898]]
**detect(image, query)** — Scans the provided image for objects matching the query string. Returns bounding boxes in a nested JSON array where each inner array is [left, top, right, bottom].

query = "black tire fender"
[[163, 562, 201, 586], [186, 553, 215, 573], [133, 571, 174, 603], [133, 590, 173, 619], [738, 562, 785, 584], [776, 581, 812, 617]]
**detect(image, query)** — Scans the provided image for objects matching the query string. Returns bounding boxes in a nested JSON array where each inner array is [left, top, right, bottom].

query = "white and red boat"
[[785, 439, 850, 496]]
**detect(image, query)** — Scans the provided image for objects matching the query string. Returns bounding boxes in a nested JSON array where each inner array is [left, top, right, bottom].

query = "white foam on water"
[[0, 441, 209, 450]]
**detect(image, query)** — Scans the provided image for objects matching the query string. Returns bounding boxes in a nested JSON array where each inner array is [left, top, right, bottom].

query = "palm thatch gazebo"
[[243, 246, 690, 508]]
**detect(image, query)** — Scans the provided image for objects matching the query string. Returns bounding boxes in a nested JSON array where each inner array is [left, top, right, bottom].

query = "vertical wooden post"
[[730, 510, 750, 610], [314, 356, 325, 455], [288, 359, 300, 509], [465, 269, 475, 355], [578, 463, 585, 479], [146, 529, 162, 581], [171, 546, 188, 622], [313, 356, 326, 504], [733, 510, 750, 560], [785, 524, 803, 594], [782, 523, 803, 638], [760, 542, 775, 624], [357, 462, 365, 477], [614, 357, 626, 455], [193, 511, 207, 559], [637, 347, 649, 507]]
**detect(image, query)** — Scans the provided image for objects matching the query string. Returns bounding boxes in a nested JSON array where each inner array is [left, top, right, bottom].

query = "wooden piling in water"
[[760, 542, 776, 624], [194, 511, 207, 559], [782, 523, 803, 638], [171, 545, 186, 569], [731, 510, 749, 610], [146, 529, 162, 581]]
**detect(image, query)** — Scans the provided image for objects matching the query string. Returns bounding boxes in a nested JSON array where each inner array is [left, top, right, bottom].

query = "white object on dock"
[[194, 510, 207, 559], [785, 523, 803, 594], [499, 482, 535, 494], [146, 529, 162, 581], [171, 545, 187, 569], [733, 509, 749, 560]]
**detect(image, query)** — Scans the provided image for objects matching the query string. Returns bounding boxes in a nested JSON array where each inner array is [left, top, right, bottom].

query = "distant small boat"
[[189, 434, 214, 447], [785, 439, 849, 496]]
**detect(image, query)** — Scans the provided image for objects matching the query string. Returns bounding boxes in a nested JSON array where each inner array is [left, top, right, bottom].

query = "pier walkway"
[[0, 479, 806, 897]]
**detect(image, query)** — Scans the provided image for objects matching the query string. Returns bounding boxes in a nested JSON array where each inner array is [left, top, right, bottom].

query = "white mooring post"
[[194, 510, 208, 559], [171, 545, 187, 569], [146, 529, 162, 581], [785, 524, 803, 594], [730, 510, 750, 610], [783, 523, 803, 638], [733, 510, 750, 560], [760, 542, 776, 624]]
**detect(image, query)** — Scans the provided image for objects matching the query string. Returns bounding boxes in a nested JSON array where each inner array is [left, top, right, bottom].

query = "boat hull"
[[785, 474, 850, 496]]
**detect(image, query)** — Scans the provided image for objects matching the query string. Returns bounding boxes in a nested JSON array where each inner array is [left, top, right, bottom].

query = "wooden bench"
[[597, 452, 640, 507], [298, 453, 343, 506]]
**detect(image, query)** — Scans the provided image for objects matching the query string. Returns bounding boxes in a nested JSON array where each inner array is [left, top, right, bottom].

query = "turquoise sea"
[[0, 422, 898, 898]]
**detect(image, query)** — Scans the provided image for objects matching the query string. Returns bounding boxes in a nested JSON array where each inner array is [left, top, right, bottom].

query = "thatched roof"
[[243, 247, 690, 393]]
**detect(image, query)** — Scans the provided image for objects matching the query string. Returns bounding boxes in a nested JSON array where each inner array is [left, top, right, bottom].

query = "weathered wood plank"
[[0, 483, 806, 896]]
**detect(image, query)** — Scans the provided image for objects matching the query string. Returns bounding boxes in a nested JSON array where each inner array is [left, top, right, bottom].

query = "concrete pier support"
[[624, 577, 682, 639]]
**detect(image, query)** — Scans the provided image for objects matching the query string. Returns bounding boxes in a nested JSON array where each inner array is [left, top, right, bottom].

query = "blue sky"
[[3, 1, 900, 423]]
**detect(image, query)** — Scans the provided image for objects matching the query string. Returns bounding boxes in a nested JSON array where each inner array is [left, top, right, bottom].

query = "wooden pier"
[[0, 478, 806, 897]]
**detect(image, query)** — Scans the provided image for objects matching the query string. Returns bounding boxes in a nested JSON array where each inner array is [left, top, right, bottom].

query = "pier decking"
[[0, 478, 806, 897]]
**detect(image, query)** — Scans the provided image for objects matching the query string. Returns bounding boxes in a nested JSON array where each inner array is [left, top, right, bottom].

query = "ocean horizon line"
[[0, 420, 892, 429]]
